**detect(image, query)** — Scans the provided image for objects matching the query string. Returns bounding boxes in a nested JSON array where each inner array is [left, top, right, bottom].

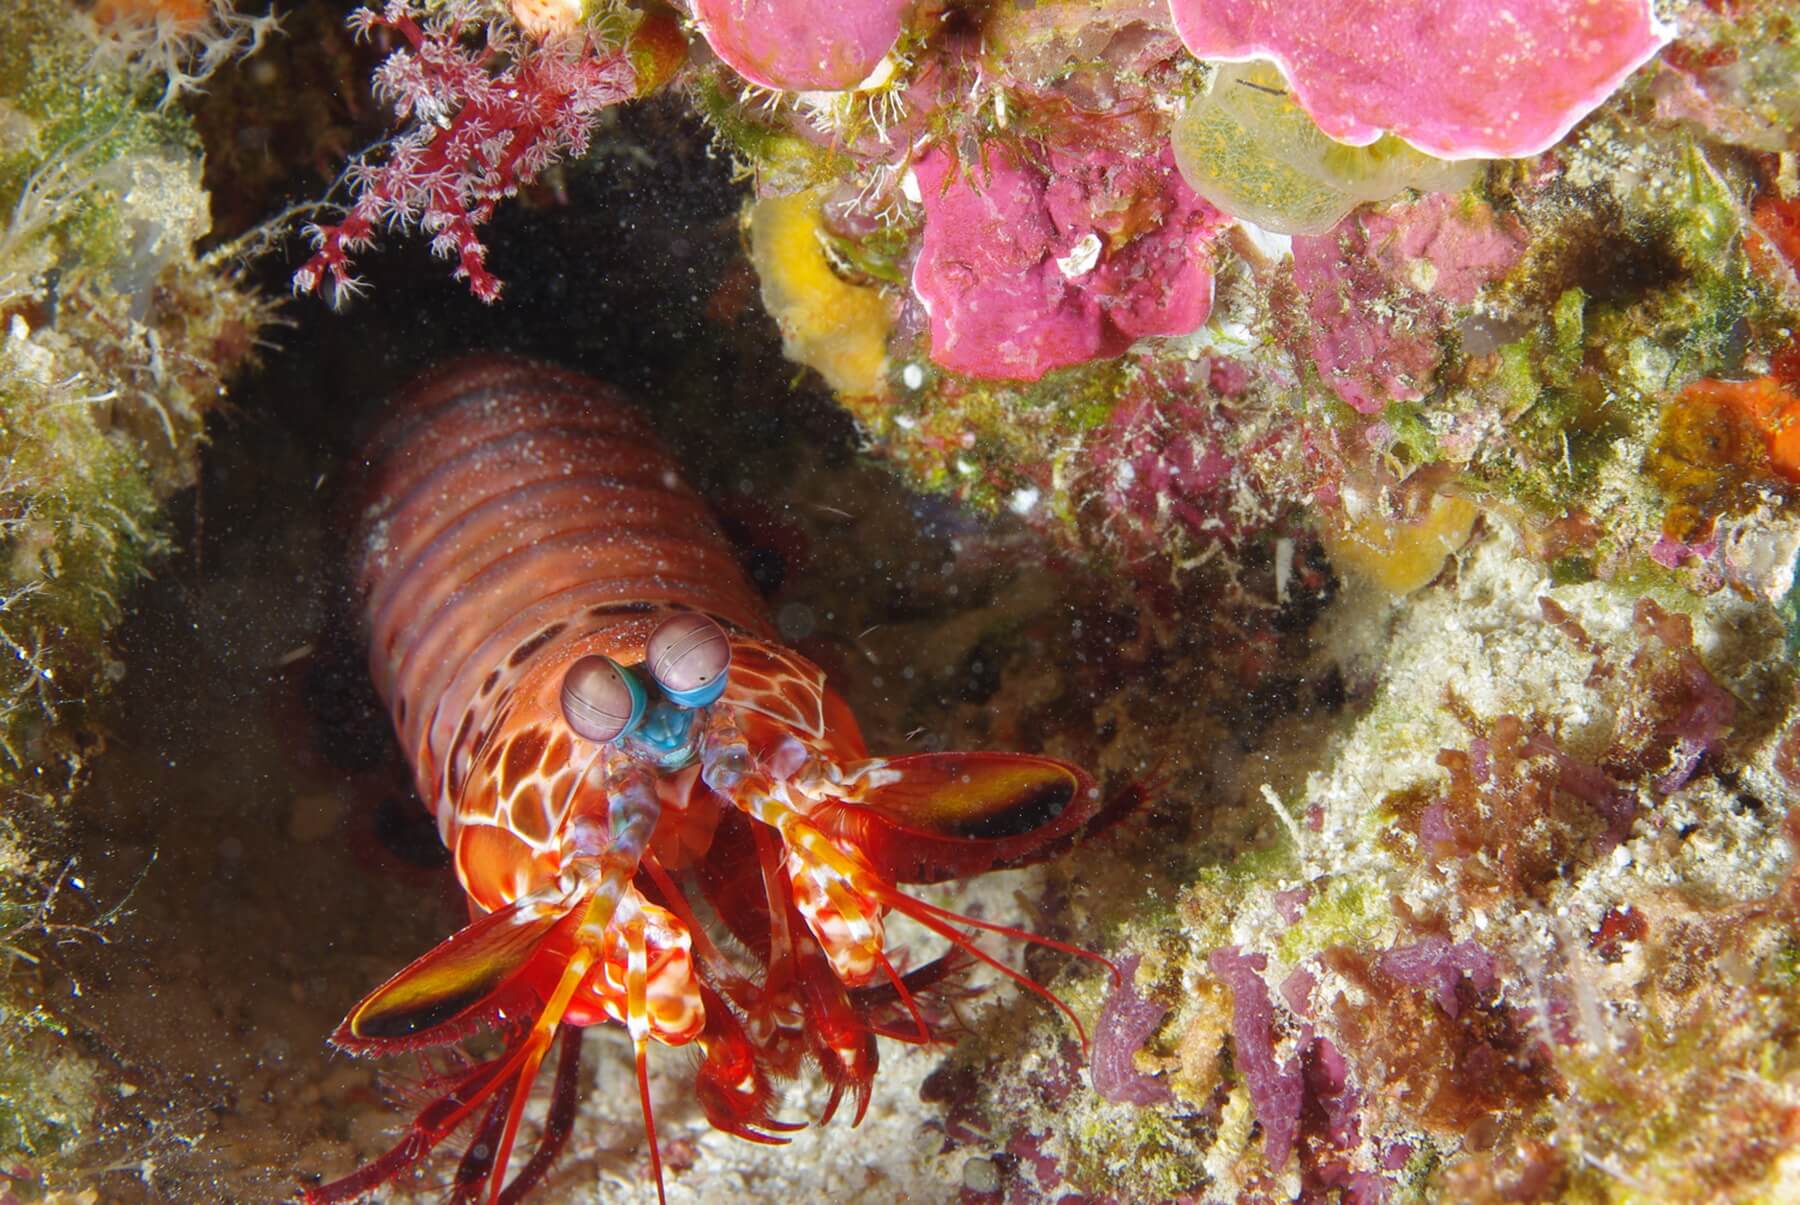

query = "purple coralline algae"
[[1207, 946, 1303, 1169], [1374, 938, 1498, 1019], [1291, 193, 1528, 413], [1083, 374, 1254, 554], [1091, 954, 1175, 1106]]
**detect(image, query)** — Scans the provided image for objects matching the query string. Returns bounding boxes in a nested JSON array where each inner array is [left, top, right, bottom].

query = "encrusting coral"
[[1165, 0, 1671, 159], [649, 0, 1793, 601]]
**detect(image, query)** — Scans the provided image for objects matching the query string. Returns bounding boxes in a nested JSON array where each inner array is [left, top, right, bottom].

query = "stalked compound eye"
[[560, 655, 646, 742], [645, 612, 732, 708]]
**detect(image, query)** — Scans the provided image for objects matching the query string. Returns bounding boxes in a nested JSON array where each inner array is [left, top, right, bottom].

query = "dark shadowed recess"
[[41, 97, 882, 1202], [255, 95, 860, 502]]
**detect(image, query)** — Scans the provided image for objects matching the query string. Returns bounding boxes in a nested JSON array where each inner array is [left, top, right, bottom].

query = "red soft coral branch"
[[293, 0, 636, 305]]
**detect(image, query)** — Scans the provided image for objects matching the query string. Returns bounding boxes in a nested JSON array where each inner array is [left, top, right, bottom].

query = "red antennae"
[[871, 885, 1111, 1051], [624, 910, 669, 1205], [871, 946, 932, 1046], [484, 948, 596, 1205], [636, 1037, 667, 1205]]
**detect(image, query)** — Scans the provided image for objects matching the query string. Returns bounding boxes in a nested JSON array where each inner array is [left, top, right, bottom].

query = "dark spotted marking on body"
[[508, 622, 569, 667]]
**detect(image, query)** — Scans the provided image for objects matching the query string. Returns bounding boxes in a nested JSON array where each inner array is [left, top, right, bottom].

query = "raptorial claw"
[[693, 985, 803, 1145], [797, 946, 879, 1128], [320, 357, 1123, 1205]]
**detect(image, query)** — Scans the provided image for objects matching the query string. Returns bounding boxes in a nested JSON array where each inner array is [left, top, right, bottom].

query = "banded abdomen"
[[352, 354, 770, 907]]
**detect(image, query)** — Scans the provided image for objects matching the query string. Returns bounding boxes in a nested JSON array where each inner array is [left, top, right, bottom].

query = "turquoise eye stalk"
[[560, 655, 647, 742], [645, 613, 732, 708]]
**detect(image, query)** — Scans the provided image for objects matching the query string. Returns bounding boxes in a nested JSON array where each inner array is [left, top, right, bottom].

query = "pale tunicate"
[[1172, 62, 1482, 236]]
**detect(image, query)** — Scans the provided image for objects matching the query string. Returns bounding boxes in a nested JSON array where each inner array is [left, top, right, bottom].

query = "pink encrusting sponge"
[[1167, 0, 1673, 160], [690, 0, 910, 90], [911, 145, 1230, 382]]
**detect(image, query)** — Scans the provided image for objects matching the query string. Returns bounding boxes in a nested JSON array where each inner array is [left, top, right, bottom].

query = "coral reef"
[[926, 527, 1800, 1203], [653, 0, 1800, 1199], [677, 0, 1798, 598], [17, 0, 1795, 1200], [0, 0, 266, 1178]]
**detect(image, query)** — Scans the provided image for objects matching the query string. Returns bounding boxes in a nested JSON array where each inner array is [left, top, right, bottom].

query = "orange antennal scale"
[[332, 896, 577, 1051]]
